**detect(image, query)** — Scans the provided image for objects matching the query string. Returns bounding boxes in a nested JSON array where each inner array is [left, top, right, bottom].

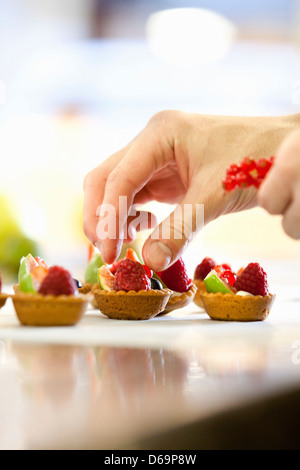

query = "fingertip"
[[258, 174, 291, 216], [95, 238, 123, 265], [142, 241, 173, 272], [281, 197, 300, 240], [257, 184, 274, 213]]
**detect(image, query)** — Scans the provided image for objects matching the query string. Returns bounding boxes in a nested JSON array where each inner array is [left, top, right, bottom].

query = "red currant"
[[220, 270, 236, 287]]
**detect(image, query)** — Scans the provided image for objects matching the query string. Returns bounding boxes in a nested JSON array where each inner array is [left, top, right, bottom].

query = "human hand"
[[258, 127, 300, 239], [83, 110, 296, 271]]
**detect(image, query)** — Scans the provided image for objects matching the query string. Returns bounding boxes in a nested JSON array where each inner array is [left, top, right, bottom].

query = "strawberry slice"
[[88, 243, 98, 262], [31, 265, 48, 289], [35, 256, 48, 270], [125, 248, 141, 262]]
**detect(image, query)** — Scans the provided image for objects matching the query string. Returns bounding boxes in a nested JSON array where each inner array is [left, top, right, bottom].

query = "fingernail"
[[145, 242, 172, 271]]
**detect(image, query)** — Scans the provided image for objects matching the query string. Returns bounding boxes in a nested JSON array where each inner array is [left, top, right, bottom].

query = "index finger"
[[82, 150, 126, 245], [96, 140, 162, 263]]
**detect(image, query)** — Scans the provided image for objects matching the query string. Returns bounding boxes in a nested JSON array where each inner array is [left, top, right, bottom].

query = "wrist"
[[235, 114, 300, 161]]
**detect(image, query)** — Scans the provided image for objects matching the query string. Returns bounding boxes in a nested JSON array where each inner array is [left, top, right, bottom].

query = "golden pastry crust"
[[200, 291, 275, 322], [12, 293, 89, 326], [0, 293, 9, 309], [160, 283, 197, 314], [92, 285, 172, 320], [78, 282, 94, 294], [193, 279, 207, 309]]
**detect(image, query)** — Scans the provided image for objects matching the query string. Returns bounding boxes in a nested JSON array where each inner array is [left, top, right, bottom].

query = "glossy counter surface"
[[1, 281, 300, 450]]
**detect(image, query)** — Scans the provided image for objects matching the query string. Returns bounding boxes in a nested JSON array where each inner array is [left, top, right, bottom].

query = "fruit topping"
[[114, 259, 151, 292], [204, 270, 234, 294], [98, 265, 115, 291], [220, 269, 236, 287], [38, 266, 77, 297], [34, 257, 48, 269], [234, 262, 269, 296], [143, 265, 153, 278], [194, 257, 216, 280], [19, 264, 49, 294], [73, 279, 83, 289], [223, 156, 275, 191], [236, 291, 254, 297], [18, 254, 38, 282], [19, 273, 37, 294], [110, 259, 122, 274], [158, 258, 192, 293], [88, 243, 98, 262], [213, 264, 236, 287], [150, 277, 163, 290], [18, 253, 48, 283], [125, 248, 141, 262], [85, 253, 104, 284]]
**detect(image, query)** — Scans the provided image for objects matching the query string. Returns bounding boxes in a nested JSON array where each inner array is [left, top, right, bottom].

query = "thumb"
[[142, 193, 204, 272]]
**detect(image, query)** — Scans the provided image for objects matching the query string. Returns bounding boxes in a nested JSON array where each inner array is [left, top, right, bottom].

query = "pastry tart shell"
[[200, 291, 275, 322], [92, 285, 172, 320], [193, 279, 207, 309], [161, 283, 197, 314], [0, 293, 9, 309], [12, 293, 89, 326]]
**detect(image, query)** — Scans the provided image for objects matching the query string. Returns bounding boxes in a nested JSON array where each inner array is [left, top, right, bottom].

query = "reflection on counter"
[[0, 338, 298, 449]]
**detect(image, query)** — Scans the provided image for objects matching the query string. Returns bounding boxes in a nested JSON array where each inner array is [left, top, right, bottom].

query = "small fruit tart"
[[0, 272, 9, 309], [79, 245, 105, 303], [79, 245, 143, 308], [200, 261, 275, 322], [156, 258, 197, 314], [92, 257, 171, 320], [12, 254, 89, 326]]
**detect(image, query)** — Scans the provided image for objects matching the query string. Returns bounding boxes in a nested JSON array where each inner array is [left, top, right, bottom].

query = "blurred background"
[[1, 0, 300, 282]]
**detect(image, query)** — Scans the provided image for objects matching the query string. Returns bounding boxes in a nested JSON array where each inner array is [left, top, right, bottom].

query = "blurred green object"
[[0, 195, 39, 280], [84, 253, 105, 284], [0, 235, 39, 280], [0, 195, 20, 240]]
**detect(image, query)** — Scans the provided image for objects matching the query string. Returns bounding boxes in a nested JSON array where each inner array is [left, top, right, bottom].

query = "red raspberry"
[[38, 266, 77, 296], [194, 257, 216, 280], [114, 259, 151, 291], [234, 262, 269, 296], [159, 258, 191, 292]]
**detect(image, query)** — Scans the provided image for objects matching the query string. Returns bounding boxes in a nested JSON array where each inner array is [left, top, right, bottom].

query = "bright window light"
[[146, 8, 237, 67]]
